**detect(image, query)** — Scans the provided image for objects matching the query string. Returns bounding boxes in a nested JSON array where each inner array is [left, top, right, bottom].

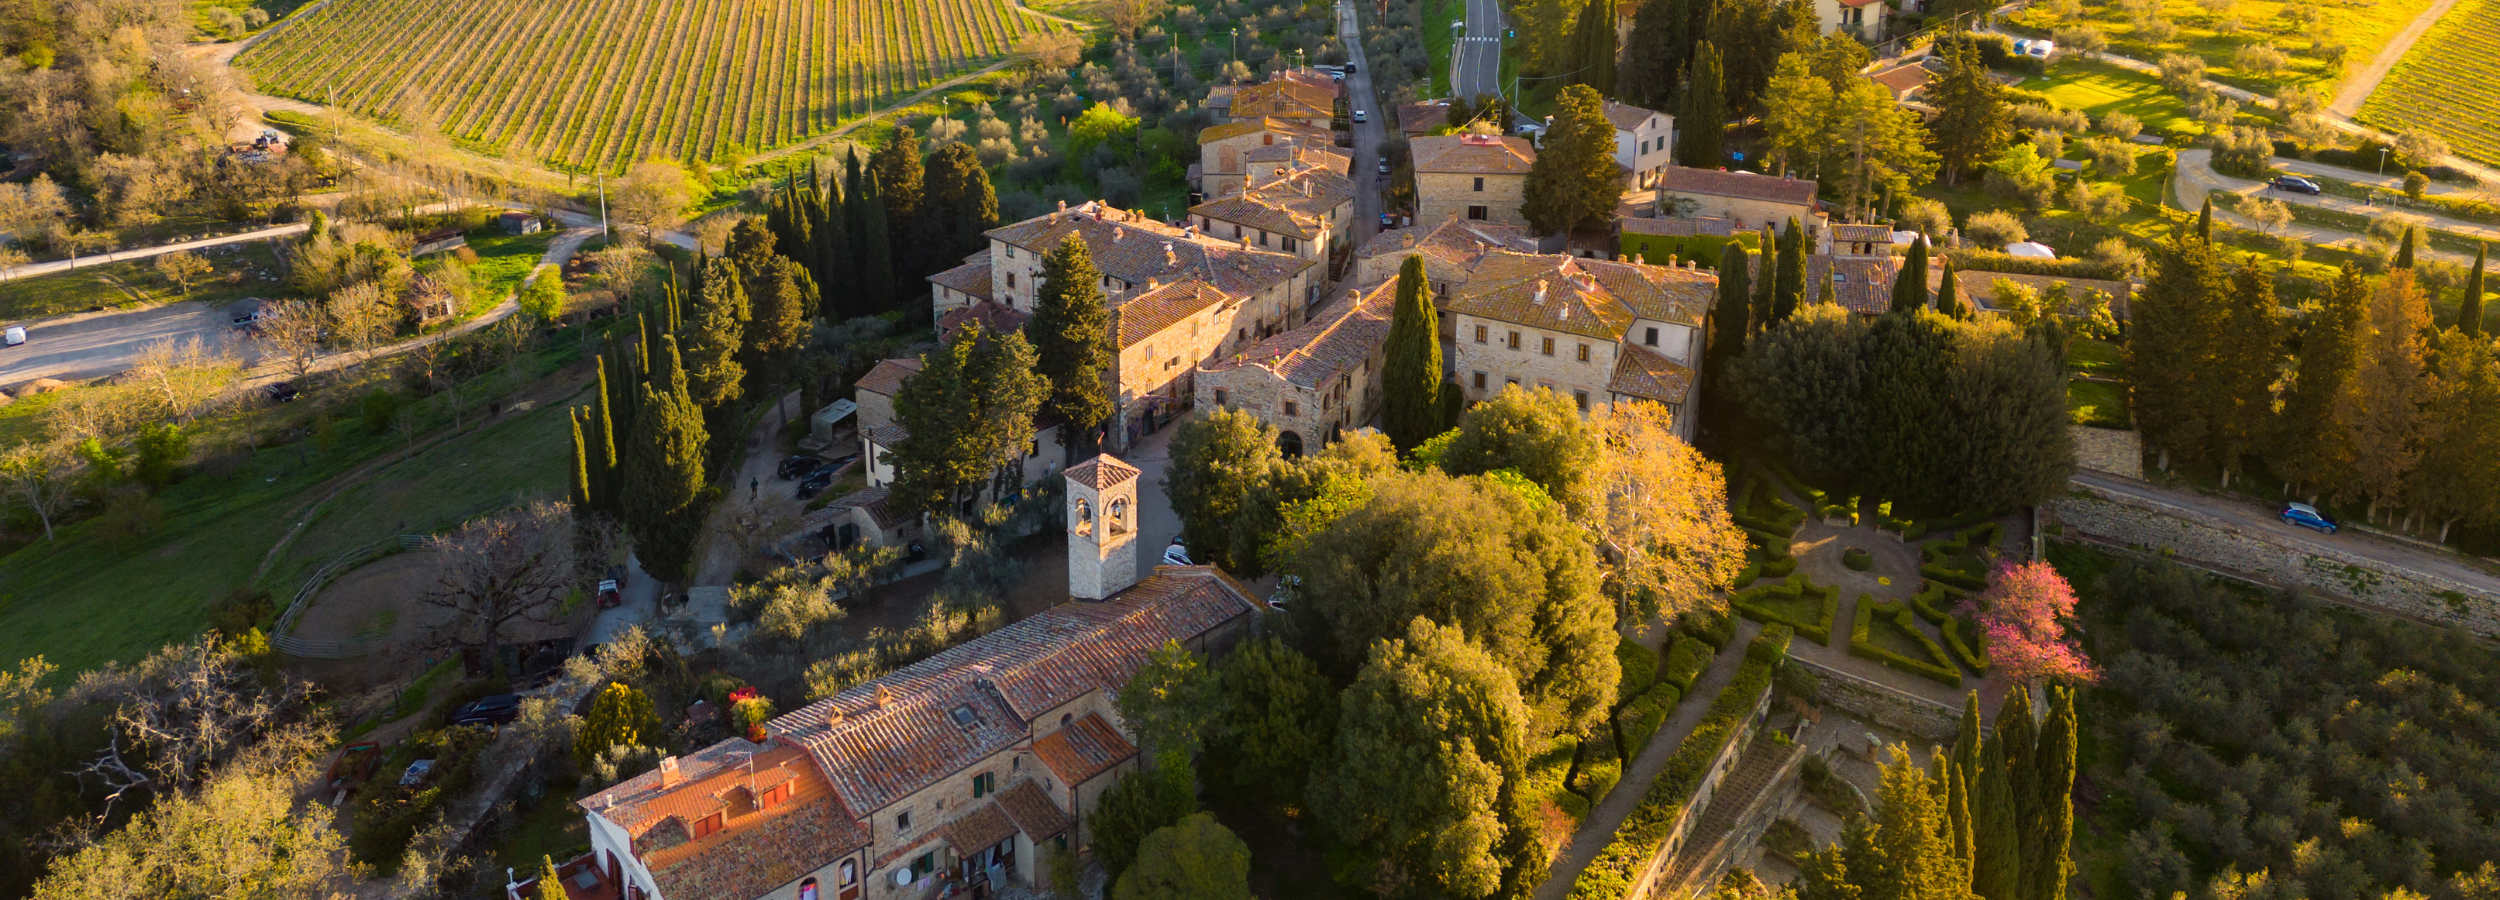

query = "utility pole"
[[597, 171, 610, 240]]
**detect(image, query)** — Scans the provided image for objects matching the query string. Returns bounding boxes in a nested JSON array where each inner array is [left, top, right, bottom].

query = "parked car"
[[2270, 175, 2322, 195], [2027, 40, 2054, 58], [3, 327, 22, 348], [448, 694, 521, 727], [2281, 502, 2338, 534], [1351, 109, 1367, 123], [776, 454, 824, 479], [265, 382, 300, 403], [1161, 539, 1192, 566], [399, 759, 436, 787], [596, 578, 621, 609], [796, 470, 836, 499], [1377, 160, 1391, 174], [1343, 62, 1355, 74]]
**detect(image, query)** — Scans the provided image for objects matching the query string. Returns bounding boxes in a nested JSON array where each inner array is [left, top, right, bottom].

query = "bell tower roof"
[[1064, 456, 1141, 491]]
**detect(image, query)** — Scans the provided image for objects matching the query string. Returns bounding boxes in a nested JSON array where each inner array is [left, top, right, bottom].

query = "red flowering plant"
[[1957, 560, 2097, 686]]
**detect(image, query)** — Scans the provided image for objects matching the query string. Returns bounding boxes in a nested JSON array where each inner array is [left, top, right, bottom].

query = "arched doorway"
[[1278, 430, 1304, 458]]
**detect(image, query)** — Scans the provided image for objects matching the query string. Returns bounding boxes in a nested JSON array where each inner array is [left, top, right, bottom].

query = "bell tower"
[[1064, 455, 1142, 600]]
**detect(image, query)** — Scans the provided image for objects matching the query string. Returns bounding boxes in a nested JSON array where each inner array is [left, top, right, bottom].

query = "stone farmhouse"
[[1223, 70, 1337, 128], [1656, 165, 1820, 237], [848, 357, 1064, 518], [1195, 118, 1334, 199], [1194, 280, 1396, 456], [1412, 133, 1537, 229], [1353, 217, 1538, 360], [1446, 252, 1716, 439], [570, 458, 1258, 900]]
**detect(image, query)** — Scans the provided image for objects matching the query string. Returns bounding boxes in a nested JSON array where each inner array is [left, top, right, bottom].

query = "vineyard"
[[236, 0, 1047, 170], [2360, 0, 2500, 165]]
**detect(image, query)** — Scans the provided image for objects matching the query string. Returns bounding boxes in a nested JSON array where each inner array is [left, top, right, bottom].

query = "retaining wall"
[[1791, 657, 1958, 741], [2047, 481, 2500, 637]]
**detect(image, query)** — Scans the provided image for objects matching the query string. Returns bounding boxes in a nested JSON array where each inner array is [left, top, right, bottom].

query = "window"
[[1005, 246, 1016, 259], [692, 812, 725, 838], [972, 772, 996, 798], [1472, 177, 1485, 191], [1006, 272, 1016, 288], [1574, 390, 1590, 411], [801, 878, 819, 900], [1506, 376, 1520, 386], [1283, 400, 1299, 416], [1214, 388, 1229, 406], [1232, 224, 1243, 238], [950, 704, 978, 727], [1472, 371, 1487, 390], [1507, 331, 1521, 350], [1475, 325, 1488, 343], [1467, 205, 1488, 220], [910, 853, 936, 878], [1576, 343, 1590, 362], [1283, 236, 1297, 252], [1645, 327, 1659, 346], [1541, 337, 1555, 357], [1259, 232, 1269, 246], [840, 862, 857, 887], [1060, 713, 1073, 727], [896, 811, 912, 832], [759, 783, 793, 809]]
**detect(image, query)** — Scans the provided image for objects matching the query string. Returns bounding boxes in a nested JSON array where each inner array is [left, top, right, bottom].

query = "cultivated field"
[[236, 0, 1044, 169], [2359, 0, 2500, 165]]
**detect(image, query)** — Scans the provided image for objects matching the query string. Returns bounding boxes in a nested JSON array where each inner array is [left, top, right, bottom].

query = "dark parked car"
[[796, 470, 836, 499], [776, 454, 823, 479], [265, 382, 300, 403], [2270, 175, 2322, 195], [448, 694, 521, 727]]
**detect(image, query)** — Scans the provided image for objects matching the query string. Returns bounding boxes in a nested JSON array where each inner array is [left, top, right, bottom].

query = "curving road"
[[2070, 470, 2500, 595], [2171, 148, 2481, 265], [1453, 0, 1504, 103]]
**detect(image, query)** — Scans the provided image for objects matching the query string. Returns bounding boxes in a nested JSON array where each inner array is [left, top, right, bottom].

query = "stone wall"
[[2069, 425, 2141, 478], [1626, 682, 1777, 900], [1791, 657, 1958, 741], [2048, 482, 2500, 637], [1418, 172, 1528, 228], [1451, 313, 1621, 407]]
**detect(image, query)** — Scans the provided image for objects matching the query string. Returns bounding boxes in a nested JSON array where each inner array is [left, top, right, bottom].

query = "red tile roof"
[[985, 203, 1314, 301], [1112, 279, 1233, 349], [1229, 78, 1337, 120], [824, 488, 911, 530], [938, 801, 1019, 855], [1031, 713, 1137, 786], [582, 743, 871, 900], [1608, 343, 1694, 404], [1412, 134, 1537, 175], [1807, 253, 1906, 314], [1397, 100, 1454, 134], [1601, 100, 1667, 133], [1199, 280, 1394, 389], [938, 302, 1031, 341], [1869, 63, 1934, 99], [994, 779, 1073, 839], [1659, 166, 1820, 205], [767, 567, 1254, 814], [1197, 117, 1334, 146], [1449, 252, 1717, 339], [927, 260, 993, 301], [855, 359, 923, 399], [1829, 223, 1895, 244], [1191, 168, 1355, 240], [1062, 455, 1141, 490]]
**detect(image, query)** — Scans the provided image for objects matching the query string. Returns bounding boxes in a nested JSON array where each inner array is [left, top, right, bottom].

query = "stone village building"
[[1445, 251, 1717, 441], [1411, 133, 1537, 229], [1189, 162, 1357, 277], [1194, 118, 1335, 199], [569, 457, 1258, 900], [1193, 279, 1396, 456]]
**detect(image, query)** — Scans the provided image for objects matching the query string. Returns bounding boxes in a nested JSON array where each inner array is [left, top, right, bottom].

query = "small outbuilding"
[[499, 211, 544, 235], [411, 227, 467, 257]]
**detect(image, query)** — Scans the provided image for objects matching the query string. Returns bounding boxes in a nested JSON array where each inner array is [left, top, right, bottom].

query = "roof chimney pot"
[[658, 756, 683, 789], [1534, 280, 1548, 304]]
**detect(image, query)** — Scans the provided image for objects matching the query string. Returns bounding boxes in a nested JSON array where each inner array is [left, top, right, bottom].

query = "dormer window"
[[1644, 327, 1659, 346]]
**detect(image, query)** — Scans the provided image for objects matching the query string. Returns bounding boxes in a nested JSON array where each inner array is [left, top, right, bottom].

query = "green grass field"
[[461, 229, 561, 317], [2008, 0, 2435, 96], [2027, 59, 2217, 138], [2068, 338, 2126, 377], [1422, 0, 1459, 98], [0, 243, 285, 322], [2359, 0, 2500, 166], [2068, 378, 2130, 428]]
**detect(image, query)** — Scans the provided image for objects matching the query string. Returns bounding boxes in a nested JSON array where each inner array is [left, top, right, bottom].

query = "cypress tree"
[[683, 257, 750, 411], [1751, 227, 1779, 328], [1714, 241, 1754, 346], [1567, 0, 1618, 96], [2399, 224, 2422, 270], [1936, 259, 1967, 318], [813, 166, 857, 319], [1382, 255, 1444, 452], [624, 335, 710, 584], [1774, 217, 1807, 322], [1996, 689, 2040, 900], [2131, 227, 2228, 472], [2463, 243, 2488, 337], [1027, 235, 1116, 458], [851, 172, 897, 314], [2195, 198, 2212, 242], [2270, 264, 2370, 497], [1972, 720, 2023, 900], [1954, 692, 1985, 792], [2027, 686, 2079, 900], [1863, 307, 1957, 509], [871, 126, 925, 270], [1676, 42, 1727, 168], [1947, 754, 1976, 876], [1817, 275, 1837, 308], [569, 407, 593, 514], [533, 856, 565, 900], [593, 355, 623, 518], [1892, 237, 1931, 312]]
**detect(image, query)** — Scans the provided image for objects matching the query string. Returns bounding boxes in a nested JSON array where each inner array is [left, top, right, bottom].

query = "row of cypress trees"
[[568, 272, 713, 583], [764, 131, 998, 324]]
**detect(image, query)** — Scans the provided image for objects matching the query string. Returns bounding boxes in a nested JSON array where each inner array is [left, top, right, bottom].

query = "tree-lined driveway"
[[2069, 470, 2500, 599]]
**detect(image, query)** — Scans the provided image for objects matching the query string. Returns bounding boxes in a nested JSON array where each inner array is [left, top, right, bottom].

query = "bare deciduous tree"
[[421, 501, 581, 674], [0, 441, 80, 541], [255, 299, 325, 378], [325, 280, 397, 363], [151, 250, 210, 296], [63, 637, 316, 822], [33, 721, 344, 900], [126, 336, 241, 424]]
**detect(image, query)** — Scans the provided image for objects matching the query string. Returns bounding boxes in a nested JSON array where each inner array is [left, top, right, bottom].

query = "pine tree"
[[2271, 265, 2369, 499], [624, 336, 709, 583], [569, 408, 593, 514], [2026, 686, 2078, 900], [1752, 227, 1779, 327], [919, 143, 997, 278], [1774, 216, 1807, 323], [1927, 39, 2006, 184], [2395, 223, 2419, 269], [1972, 697, 2023, 900], [1027, 235, 1116, 458], [2341, 270, 2433, 518], [1567, 0, 1618, 96], [1522, 84, 1623, 235], [1676, 42, 1727, 167], [1382, 256, 1444, 451], [873, 126, 925, 270], [1936, 260, 1967, 319], [2463, 243, 2488, 337], [1892, 237, 1930, 312]]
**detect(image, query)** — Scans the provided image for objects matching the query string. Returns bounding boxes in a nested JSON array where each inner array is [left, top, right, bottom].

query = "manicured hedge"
[[1943, 249, 2133, 283], [1848, 597, 1962, 686], [1918, 521, 2003, 589], [1842, 547, 1873, 571], [1743, 527, 1792, 559], [1765, 461, 1852, 521], [1568, 625, 1791, 900], [1616, 635, 1660, 700], [1911, 581, 1990, 676], [1615, 681, 1686, 759], [1662, 635, 1714, 689], [1938, 615, 1990, 676], [1678, 610, 1735, 649], [1732, 475, 1805, 535], [1731, 574, 1838, 646]]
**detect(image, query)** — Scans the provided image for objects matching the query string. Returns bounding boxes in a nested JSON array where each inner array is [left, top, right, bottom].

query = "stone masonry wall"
[[2048, 483, 2500, 637], [1791, 657, 1958, 742], [1418, 172, 1528, 228]]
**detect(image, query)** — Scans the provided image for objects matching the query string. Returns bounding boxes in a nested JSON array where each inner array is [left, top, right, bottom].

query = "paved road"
[[2070, 470, 2500, 595], [2330, 0, 2462, 117], [1338, 0, 1390, 253], [1453, 0, 1504, 102], [2173, 149, 2481, 265], [0, 301, 250, 390], [12, 223, 311, 281]]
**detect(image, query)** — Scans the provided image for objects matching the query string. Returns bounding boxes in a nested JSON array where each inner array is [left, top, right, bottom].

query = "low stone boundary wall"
[[1791, 657, 1958, 741], [2047, 480, 2500, 636]]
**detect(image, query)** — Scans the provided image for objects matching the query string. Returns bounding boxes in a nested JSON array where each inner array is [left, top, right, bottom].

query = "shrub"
[[1614, 636, 1659, 700], [1898, 197, 1952, 240], [1678, 610, 1736, 648], [1662, 636, 1714, 688], [210, 587, 275, 637], [1733, 476, 1805, 535], [1568, 628, 1789, 899], [1733, 575, 1838, 645], [1847, 598, 1962, 686], [350, 726, 491, 870], [2098, 111, 2143, 141], [1743, 526, 1792, 559], [1962, 209, 2029, 248], [1613, 681, 1685, 759], [1842, 547, 1873, 571]]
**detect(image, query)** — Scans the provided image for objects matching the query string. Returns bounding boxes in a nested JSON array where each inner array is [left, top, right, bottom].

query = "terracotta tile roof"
[[1355, 218, 1536, 267], [1062, 455, 1141, 490], [1829, 223, 1895, 244], [826, 488, 911, 530], [1450, 252, 1714, 338], [1602, 100, 1666, 133], [1031, 712, 1137, 785], [1608, 343, 1694, 403], [939, 801, 1019, 854], [1806, 253, 1905, 314], [864, 423, 910, 447], [1620, 216, 1738, 242], [1659, 166, 1820, 205], [1191, 168, 1354, 240], [984, 203, 1314, 300], [1869, 63, 1933, 98], [855, 359, 923, 399], [1243, 142, 1349, 175], [582, 743, 871, 900], [1197, 117, 1334, 146], [1111, 279, 1232, 349], [1200, 281, 1394, 389], [994, 779, 1072, 839], [927, 260, 993, 301], [938, 302, 1031, 341], [767, 567, 1254, 814], [1229, 78, 1336, 120], [1397, 100, 1453, 134], [1412, 134, 1537, 175]]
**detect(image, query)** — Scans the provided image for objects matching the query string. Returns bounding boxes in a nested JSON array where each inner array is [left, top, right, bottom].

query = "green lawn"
[[0, 243, 285, 322], [496, 789, 592, 870], [462, 229, 561, 317], [1423, 0, 1460, 98], [2026, 59, 2214, 139], [2068, 338, 2125, 377], [2068, 378, 2130, 428]]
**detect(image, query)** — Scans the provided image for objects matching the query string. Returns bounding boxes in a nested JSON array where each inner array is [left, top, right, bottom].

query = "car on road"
[[1351, 109, 1367, 123], [596, 578, 621, 609], [1162, 539, 1191, 566], [2281, 502, 2338, 534], [1343, 62, 1355, 73], [776, 454, 823, 479], [796, 470, 836, 500], [3, 327, 22, 348], [2269, 175, 2322, 195], [448, 694, 522, 727], [1378, 160, 1391, 174]]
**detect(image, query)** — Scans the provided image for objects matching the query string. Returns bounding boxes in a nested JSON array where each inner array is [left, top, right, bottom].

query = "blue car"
[[2281, 502, 2338, 534]]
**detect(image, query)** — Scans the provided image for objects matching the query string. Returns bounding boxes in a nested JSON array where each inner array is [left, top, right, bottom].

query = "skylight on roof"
[[950, 704, 979, 728]]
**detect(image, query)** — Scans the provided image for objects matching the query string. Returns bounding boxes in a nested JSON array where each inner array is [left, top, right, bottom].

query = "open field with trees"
[[2359, 0, 2500, 166], [2004, 0, 2434, 96], [236, 0, 1049, 170]]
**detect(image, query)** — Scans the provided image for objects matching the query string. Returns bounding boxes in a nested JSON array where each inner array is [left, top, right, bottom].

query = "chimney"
[[1402, 233, 1415, 248], [1056, 200, 1067, 212], [1164, 242, 1178, 265], [1147, 277, 1160, 290], [658, 756, 683, 789], [875, 684, 895, 709], [1533, 280, 1548, 304]]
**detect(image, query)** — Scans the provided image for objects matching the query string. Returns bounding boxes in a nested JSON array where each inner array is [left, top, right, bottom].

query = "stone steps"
[[1661, 734, 1794, 889]]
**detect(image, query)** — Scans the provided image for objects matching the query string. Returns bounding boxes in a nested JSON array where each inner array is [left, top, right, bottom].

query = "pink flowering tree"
[[1958, 560, 2097, 685]]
